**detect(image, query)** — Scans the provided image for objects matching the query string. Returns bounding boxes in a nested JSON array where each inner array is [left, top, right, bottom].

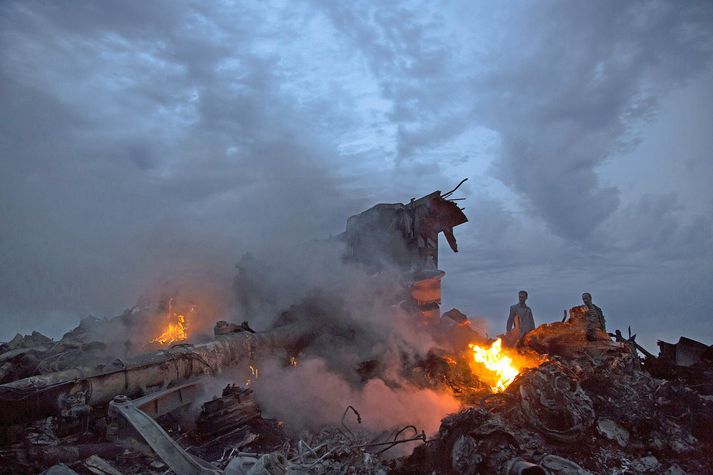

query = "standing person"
[[581, 292, 606, 331], [505, 290, 535, 345]]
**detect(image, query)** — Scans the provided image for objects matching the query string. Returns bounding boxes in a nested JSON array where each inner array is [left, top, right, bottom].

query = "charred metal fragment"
[[344, 186, 468, 323], [196, 384, 261, 440], [0, 318, 329, 425], [108, 394, 220, 474], [344, 188, 468, 272]]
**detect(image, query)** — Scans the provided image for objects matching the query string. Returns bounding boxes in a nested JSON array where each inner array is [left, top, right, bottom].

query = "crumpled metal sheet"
[[224, 453, 288, 475], [596, 418, 629, 448], [41, 464, 79, 475], [109, 396, 220, 475], [539, 454, 593, 475], [515, 361, 595, 443]]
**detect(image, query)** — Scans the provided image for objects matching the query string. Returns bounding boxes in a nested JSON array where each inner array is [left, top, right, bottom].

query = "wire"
[[442, 178, 468, 198]]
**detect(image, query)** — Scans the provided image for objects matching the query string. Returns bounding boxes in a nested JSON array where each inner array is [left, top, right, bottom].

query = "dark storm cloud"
[[324, 1, 713, 241], [0, 1, 354, 336], [314, 1, 713, 348], [0, 0, 712, 349], [473, 1, 713, 241], [320, 2, 471, 166]]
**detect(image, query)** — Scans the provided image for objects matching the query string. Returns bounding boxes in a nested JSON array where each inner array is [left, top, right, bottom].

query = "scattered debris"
[[1, 190, 712, 474], [630, 455, 660, 473], [197, 385, 261, 439], [83, 454, 123, 475], [539, 454, 591, 475], [596, 418, 629, 448], [397, 335, 713, 474], [41, 464, 79, 475]]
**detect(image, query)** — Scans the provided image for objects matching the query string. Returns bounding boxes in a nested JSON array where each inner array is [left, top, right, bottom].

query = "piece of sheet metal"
[[109, 395, 220, 475]]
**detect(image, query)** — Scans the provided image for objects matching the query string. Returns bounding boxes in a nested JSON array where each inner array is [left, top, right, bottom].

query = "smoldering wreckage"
[[1, 183, 712, 475]]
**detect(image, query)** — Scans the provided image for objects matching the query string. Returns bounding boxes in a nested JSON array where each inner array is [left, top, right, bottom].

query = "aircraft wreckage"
[[1, 182, 712, 474]]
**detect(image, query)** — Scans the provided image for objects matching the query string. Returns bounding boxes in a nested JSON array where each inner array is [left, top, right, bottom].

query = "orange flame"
[[468, 338, 521, 392], [245, 364, 259, 386], [151, 314, 188, 345]]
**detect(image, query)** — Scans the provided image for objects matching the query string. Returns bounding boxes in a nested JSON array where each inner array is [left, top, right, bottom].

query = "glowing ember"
[[245, 364, 259, 386], [468, 338, 520, 392], [151, 314, 188, 345]]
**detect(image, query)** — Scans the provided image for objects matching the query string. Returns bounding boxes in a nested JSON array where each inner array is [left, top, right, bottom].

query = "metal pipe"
[[0, 312, 328, 424], [0, 332, 259, 424]]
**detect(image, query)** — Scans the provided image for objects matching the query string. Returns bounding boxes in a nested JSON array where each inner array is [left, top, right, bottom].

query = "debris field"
[[1, 187, 711, 474]]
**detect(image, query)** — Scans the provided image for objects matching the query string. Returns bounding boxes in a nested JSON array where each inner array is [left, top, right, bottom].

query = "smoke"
[[0, 1, 357, 340], [252, 358, 459, 436], [228, 235, 464, 436]]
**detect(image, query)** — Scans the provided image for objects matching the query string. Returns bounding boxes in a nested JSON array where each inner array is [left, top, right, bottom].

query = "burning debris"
[[398, 332, 713, 475], [150, 313, 188, 346], [1, 187, 711, 474], [467, 338, 544, 393]]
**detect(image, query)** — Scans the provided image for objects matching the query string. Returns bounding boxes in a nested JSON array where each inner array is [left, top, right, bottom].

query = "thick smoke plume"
[[228, 237, 465, 436], [252, 358, 460, 436]]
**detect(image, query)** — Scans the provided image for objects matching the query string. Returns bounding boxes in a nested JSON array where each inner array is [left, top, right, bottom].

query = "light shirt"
[[506, 304, 535, 339]]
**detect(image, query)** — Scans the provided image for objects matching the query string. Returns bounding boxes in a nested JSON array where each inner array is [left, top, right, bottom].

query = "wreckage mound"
[[398, 342, 713, 475], [2, 299, 712, 474]]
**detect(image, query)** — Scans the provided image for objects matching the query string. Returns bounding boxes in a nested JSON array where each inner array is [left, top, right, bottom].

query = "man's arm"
[[506, 306, 515, 332], [597, 306, 606, 331], [526, 307, 535, 330]]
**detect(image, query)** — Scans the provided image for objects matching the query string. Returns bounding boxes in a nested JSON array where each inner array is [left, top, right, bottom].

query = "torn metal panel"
[[410, 271, 444, 307], [0, 313, 338, 424], [197, 384, 261, 439], [344, 189, 468, 272], [503, 458, 546, 475], [42, 464, 79, 475], [131, 381, 202, 419], [672, 336, 710, 367], [108, 395, 220, 475], [83, 455, 123, 475], [410, 270, 445, 322], [344, 187, 468, 326], [656, 335, 713, 367], [0, 333, 254, 424]]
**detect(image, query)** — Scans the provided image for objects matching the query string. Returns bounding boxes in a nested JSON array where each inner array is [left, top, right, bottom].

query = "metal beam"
[[109, 395, 220, 475]]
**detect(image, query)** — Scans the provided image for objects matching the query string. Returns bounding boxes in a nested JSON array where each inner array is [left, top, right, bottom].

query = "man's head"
[[518, 290, 528, 305], [582, 292, 592, 306]]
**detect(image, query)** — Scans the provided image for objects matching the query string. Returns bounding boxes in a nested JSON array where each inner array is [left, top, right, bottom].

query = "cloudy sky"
[[1, 1, 712, 350]]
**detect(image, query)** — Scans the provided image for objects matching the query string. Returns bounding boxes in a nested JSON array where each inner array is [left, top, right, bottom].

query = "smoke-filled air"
[[1, 1, 713, 474]]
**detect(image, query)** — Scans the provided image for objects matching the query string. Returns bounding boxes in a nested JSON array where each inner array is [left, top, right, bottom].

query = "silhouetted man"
[[506, 290, 535, 345], [582, 292, 606, 331]]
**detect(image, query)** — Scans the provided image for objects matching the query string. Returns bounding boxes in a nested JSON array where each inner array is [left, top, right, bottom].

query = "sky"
[[1, 0, 712, 351]]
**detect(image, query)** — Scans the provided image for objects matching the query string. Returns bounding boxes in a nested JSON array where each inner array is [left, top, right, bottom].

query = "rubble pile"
[[0, 304, 198, 386], [220, 426, 399, 474], [155, 333, 710, 475], [4, 322, 710, 474], [2, 189, 712, 474], [398, 337, 713, 474]]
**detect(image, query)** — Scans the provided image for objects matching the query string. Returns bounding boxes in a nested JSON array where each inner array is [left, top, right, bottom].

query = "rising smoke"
[[229, 237, 462, 436]]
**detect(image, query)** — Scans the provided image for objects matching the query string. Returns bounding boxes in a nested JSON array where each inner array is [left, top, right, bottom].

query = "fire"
[[468, 338, 521, 392], [245, 364, 259, 386], [151, 314, 188, 345]]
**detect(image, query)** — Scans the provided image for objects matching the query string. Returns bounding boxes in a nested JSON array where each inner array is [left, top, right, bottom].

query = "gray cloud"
[[314, 1, 713, 348], [0, 1, 354, 335], [470, 1, 713, 241], [0, 0, 712, 351]]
